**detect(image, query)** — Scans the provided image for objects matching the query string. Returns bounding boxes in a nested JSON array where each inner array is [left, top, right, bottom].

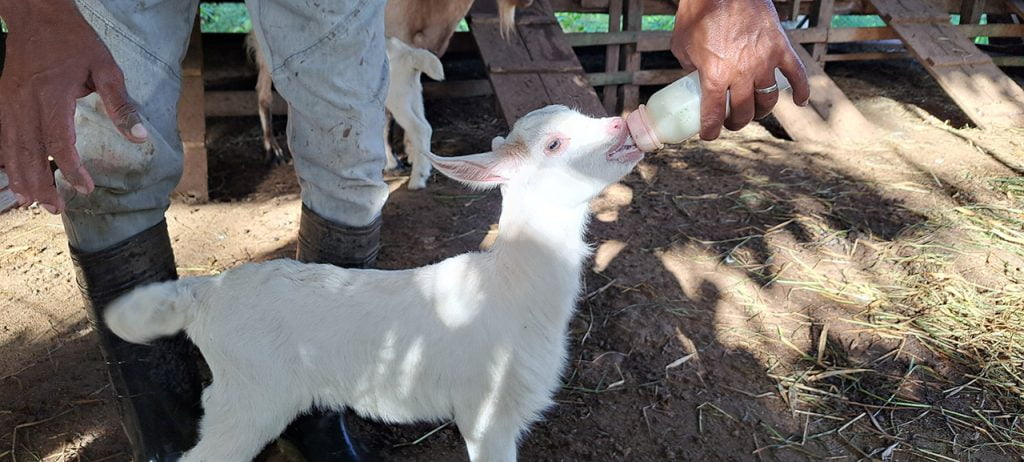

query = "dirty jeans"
[[60, 0, 390, 252]]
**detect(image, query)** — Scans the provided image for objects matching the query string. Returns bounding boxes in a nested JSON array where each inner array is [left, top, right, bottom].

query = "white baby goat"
[[105, 105, 643, 462], [382, 37, 445, 189], [247, 35, 444, 190]]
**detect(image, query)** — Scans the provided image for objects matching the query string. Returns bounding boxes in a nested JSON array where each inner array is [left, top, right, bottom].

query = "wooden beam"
[[619, 0, 643, 112], [772, 43, 881, 143], [1007, 0, 1024, 17], [992, 55, 1024, 66], [603, 0, 624, 113], [823, 51, 912, 61], [869, 0, 1024, 128], [175, 18, 207, 202], [786, 27, 830, 44], [565, 30, 639, 47], [810, 0, 837, 62], [959, 0, 987, 23]]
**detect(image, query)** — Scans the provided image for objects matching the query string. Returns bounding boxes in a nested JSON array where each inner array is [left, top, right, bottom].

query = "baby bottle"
[[625, 69, 792, 152]]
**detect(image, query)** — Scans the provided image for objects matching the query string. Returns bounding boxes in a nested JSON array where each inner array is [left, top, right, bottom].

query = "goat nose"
[[607, 117, 624, 132]]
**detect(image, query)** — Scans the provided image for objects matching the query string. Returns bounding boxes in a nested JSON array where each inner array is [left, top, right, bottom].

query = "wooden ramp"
[[469, 0, 605, 124], [772, 42, 881, 144], [869, 0, 1024, 129]]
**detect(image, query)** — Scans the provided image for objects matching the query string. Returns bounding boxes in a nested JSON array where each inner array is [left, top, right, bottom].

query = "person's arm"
[[0, 0, 146, 213], [670, 0, 810, 141]]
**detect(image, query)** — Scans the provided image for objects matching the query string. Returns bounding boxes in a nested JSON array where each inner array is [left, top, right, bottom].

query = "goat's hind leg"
[[181, 382, 302, 462], [256, 65, 289, 165], [392, 98, 433, 190]]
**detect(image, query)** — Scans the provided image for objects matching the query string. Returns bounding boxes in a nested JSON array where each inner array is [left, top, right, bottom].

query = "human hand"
[[671, 0, 810, 141], [0, 1, 147, 214]]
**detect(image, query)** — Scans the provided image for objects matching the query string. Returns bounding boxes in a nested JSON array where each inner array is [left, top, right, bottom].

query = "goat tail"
[[496, 0, 517, 40], [410, 48, 445, 82], [105, 279, 204, 345]]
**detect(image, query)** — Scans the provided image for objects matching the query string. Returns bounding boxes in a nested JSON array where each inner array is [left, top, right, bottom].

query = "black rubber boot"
[[295, 203, 381, 268], [70, 220, 202, 462], [283, 204, 382, 462]]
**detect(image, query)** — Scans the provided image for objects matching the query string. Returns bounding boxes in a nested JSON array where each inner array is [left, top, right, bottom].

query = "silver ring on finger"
[[754, 83, 779, 94]]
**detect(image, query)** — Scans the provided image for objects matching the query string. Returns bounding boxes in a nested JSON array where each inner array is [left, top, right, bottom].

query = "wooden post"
[[603, 0, 623, 114], [809, 0, 835, 63], [790, 0, 803, 21], [175, 18, 208, 202], [958, 0, 986, 24], [619, 0, 643, 112]]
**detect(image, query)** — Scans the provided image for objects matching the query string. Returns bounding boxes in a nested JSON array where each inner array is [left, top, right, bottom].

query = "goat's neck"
[[488, 190, 592, 294]]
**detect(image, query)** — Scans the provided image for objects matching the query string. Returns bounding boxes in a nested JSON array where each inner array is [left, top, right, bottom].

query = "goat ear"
[[424, 151, 511, 189]]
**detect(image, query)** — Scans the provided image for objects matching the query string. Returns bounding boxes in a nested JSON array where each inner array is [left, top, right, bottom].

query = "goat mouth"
[[607, 135, 643, 164]]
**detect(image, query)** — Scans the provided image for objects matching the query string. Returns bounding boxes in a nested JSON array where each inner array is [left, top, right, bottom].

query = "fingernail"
[[41, 203, 59, 214], [130, 123, 148, 139], [74, 184, 91, 194], [15, 193, 27, 205]]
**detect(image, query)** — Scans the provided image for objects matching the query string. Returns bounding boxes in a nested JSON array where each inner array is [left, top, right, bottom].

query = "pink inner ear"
[[434, 159, 508, 183]]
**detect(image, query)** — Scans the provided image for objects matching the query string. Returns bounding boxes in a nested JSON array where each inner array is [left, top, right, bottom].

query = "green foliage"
[[831, 15, 886, 28], [200, 3, 252, 33], [195, 5, 990, 44]]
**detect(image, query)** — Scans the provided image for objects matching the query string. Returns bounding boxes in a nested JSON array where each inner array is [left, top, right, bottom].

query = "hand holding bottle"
[[669, 0, 810, 141]]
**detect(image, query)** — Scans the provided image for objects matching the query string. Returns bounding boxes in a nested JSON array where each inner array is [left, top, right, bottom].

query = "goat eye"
[[546, 139, 560, 151]]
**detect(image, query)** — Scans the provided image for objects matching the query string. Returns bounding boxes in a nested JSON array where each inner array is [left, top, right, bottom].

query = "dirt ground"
[[3, 57, 1024, 461]]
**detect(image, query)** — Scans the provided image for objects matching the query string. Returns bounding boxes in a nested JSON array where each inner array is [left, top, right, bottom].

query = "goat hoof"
[[267, 149, 291, 166], [407, 178, 427, 190]]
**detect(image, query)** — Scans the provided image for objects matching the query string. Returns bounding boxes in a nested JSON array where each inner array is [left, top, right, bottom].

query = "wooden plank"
[[869, 0, 1024, 128], [868, 0, 953, 22], [810, 0, 837, 61], [773, 44, 880, 143], [475, 33, 551, 121], [603, 0, 624, 113], [638, 32, 671, 52], [1009, 0, 1024, 17], [634, 69, 687, 85], [890, 22, 991, 66], [517, 12, 606, 116], [470, 0, 604, 123], [991, 55, 1024, 66], [620, 0, 643, 112], [470, 0, 551, 123], [786, 27, 829, 44], [823, 51, 912, 61], [490, 62, 585, 73], [565, 30, 638, 47], [926, 61, 1024, 127], [175, 18, 207, 202], [959, 0, 987, 23]]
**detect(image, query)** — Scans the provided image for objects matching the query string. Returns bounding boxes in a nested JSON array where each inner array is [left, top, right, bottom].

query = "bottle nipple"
[[625, 105, 663, 153]]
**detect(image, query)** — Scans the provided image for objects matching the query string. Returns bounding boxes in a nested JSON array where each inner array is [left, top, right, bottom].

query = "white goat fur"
[[105, 106, 643, 462], [382, 37, 445, 189]]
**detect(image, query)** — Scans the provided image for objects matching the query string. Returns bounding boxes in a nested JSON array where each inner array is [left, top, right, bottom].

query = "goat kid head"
[[426, 105, 643, 207]]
